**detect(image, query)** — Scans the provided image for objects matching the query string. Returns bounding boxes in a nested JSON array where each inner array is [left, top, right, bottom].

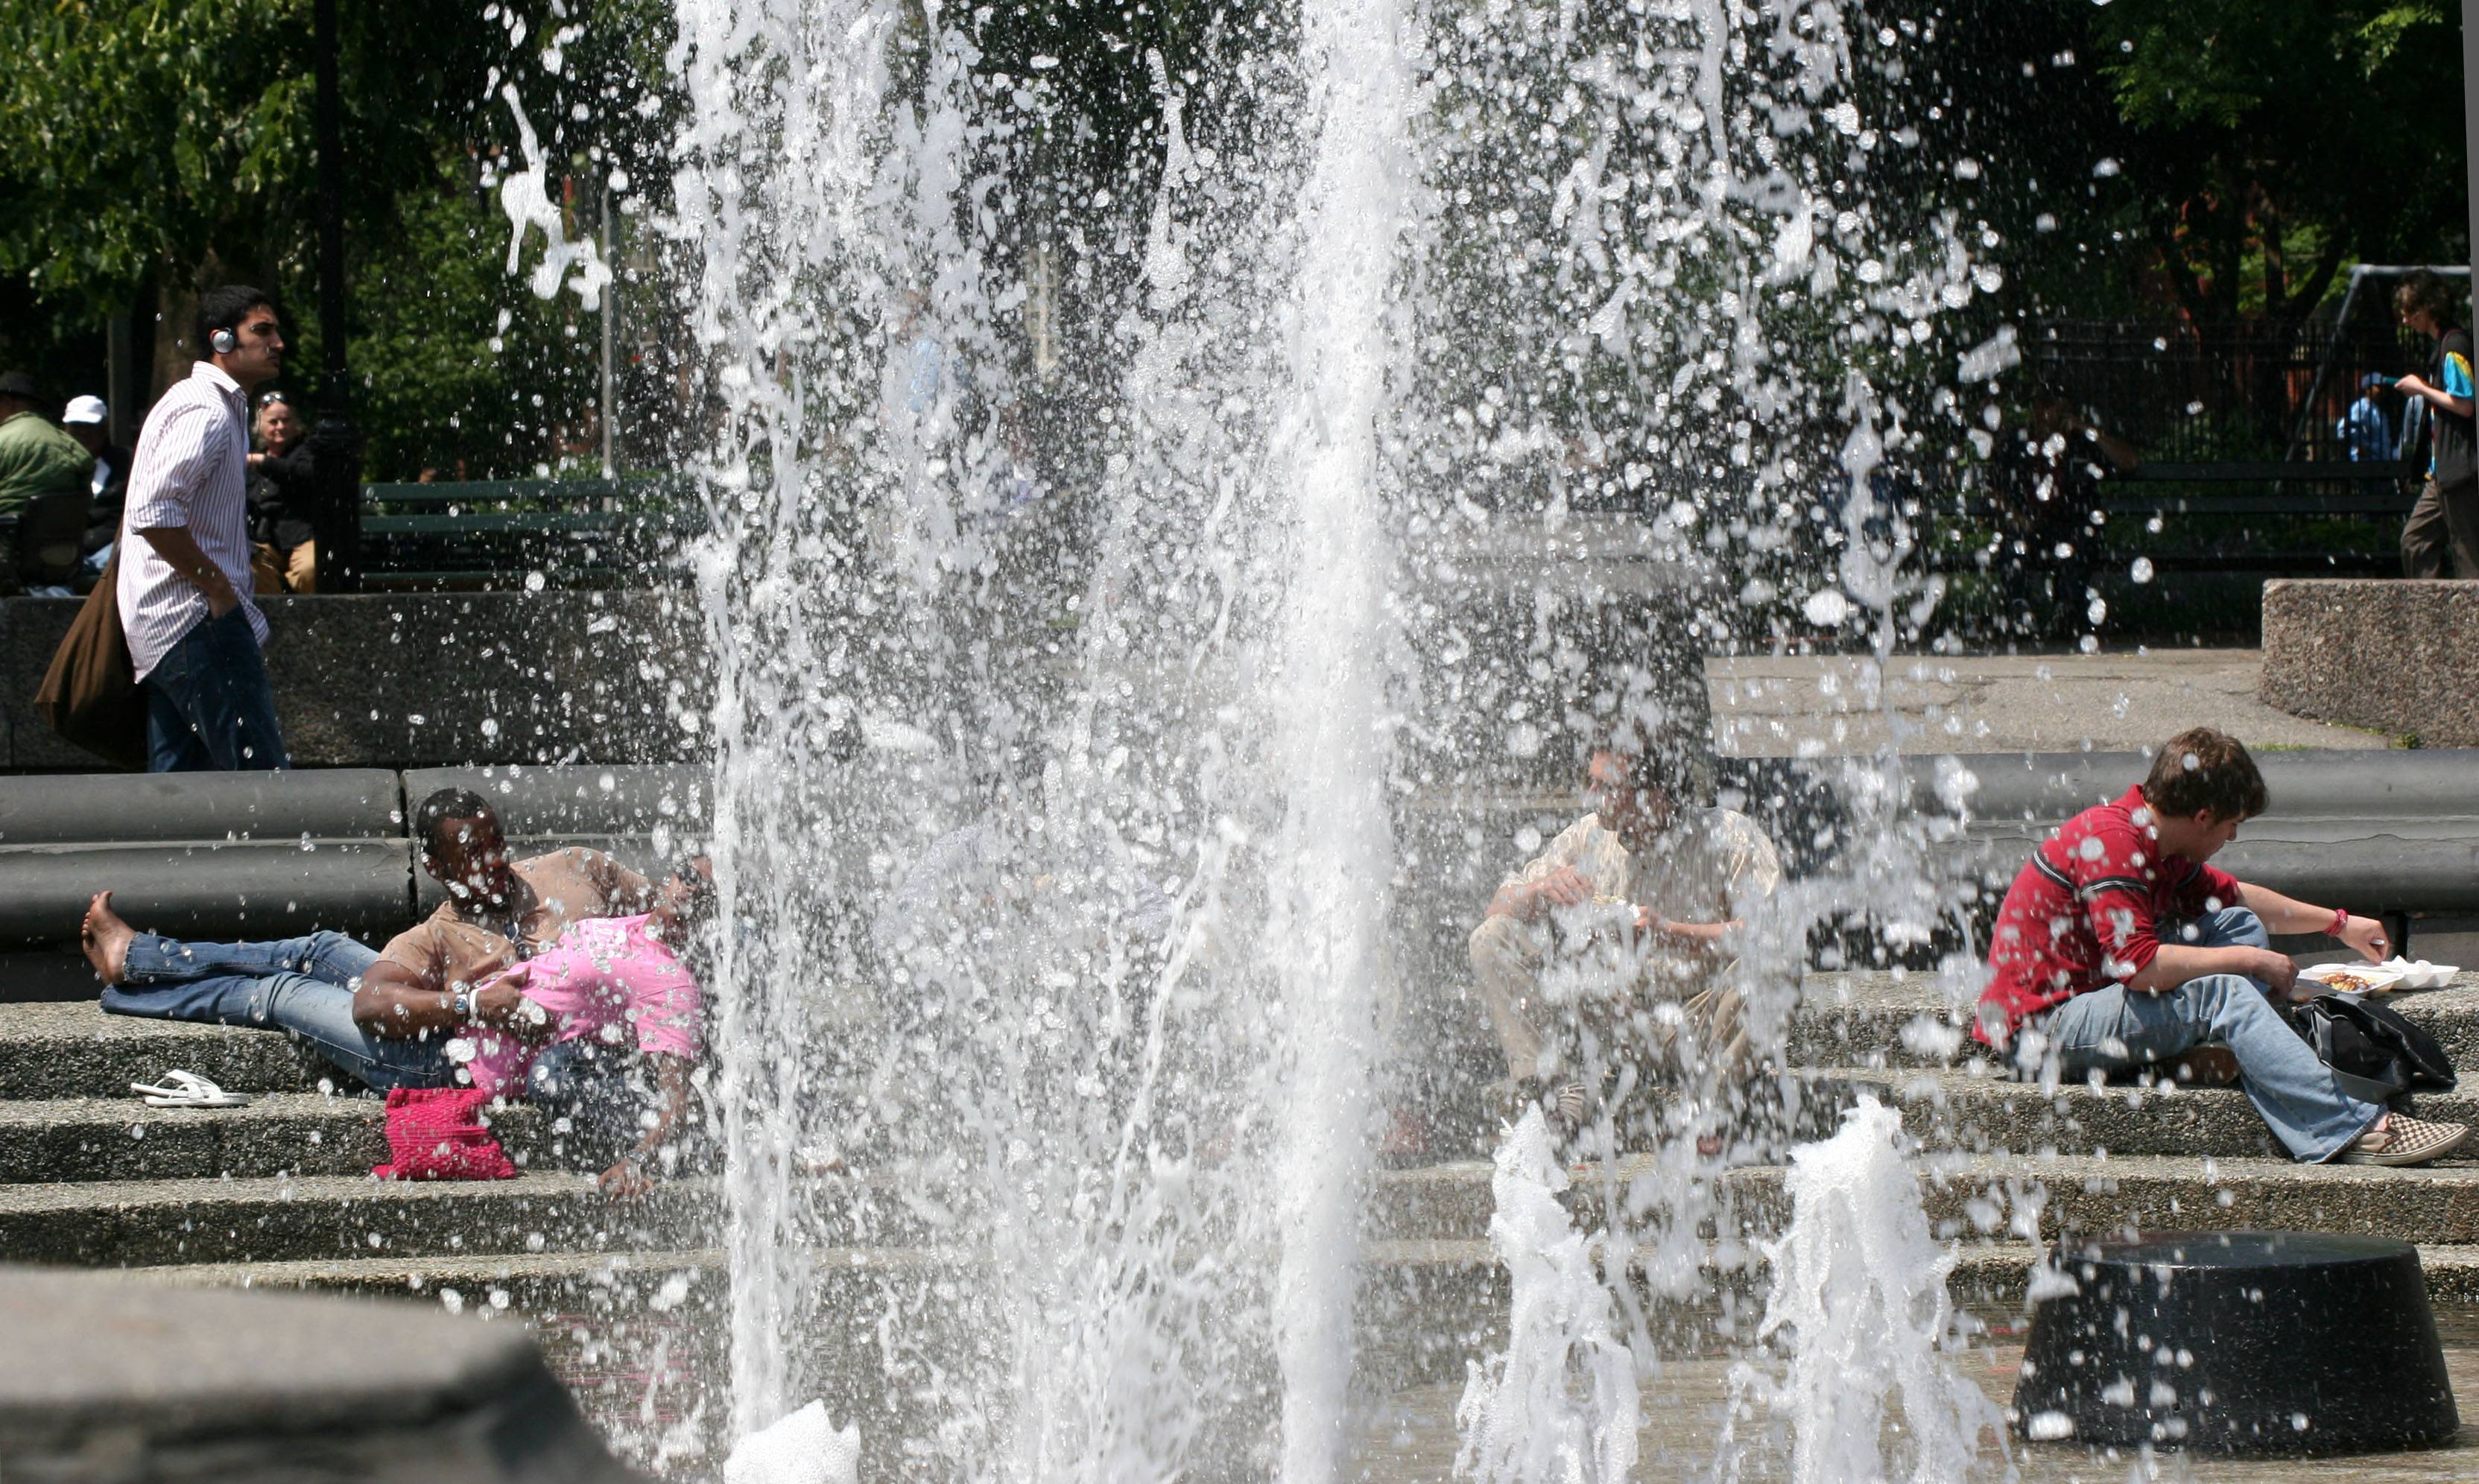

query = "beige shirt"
[[378, 847, 655, 995], [1503, 808, 1783, 925]]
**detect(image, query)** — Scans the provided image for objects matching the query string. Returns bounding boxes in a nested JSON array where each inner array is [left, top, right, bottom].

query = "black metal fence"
[[2028, 317, 2433, 470]]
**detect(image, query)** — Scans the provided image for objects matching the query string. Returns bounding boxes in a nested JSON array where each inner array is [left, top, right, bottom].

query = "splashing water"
[[1724, 1097, 2010, 1483], [1454, 1109, 1641, 1484], [592, 0, 2019, 1471]]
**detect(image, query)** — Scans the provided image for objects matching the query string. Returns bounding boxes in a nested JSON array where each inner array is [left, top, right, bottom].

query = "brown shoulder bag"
[[34, 552, 148, 770]]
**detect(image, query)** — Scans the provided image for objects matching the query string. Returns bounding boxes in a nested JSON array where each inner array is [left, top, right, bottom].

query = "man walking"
[[1975, 726, 2468, 1166], [118, 285, 291, 770], [2392, 270, 2479, 577]]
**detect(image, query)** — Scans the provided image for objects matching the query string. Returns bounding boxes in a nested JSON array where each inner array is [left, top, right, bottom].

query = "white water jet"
[[1454, 1110, 1641, 1484], [1727, 1097, 2008, 1483], [1262, 0, 1416, 1474]]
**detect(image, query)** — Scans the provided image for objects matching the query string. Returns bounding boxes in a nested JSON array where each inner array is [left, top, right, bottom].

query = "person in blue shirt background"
[[2337, 372, 2394, 462]]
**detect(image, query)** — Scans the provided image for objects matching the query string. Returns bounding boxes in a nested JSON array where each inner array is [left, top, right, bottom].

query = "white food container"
[[2297, 962, 2408, 995]]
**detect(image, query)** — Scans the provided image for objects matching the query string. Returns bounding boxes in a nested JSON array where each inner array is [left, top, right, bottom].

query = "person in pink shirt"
[[455, 857, 714, 1196]]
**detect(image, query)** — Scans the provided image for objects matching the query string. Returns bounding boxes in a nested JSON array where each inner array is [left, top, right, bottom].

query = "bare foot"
[[80, 891, 133, 986]]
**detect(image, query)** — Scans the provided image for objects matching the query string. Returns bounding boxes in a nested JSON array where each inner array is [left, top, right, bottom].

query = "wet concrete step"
[[12, 970, 2472, 1101], [1367, 1151, 2479, 1248], [0, 1093, 573, 1184], [1844, 1065, 2479, 1160], [0, 1172, 718, 1267], [19, 1148, 2477, 1269], [1786, 968, 2479, 1071], [0, 1000, 333, 1100], [114, 1237, 2479, 1415]]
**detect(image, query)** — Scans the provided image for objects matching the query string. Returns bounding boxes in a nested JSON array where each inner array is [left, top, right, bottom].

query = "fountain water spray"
[[1725, 1097, 2009, 1483], [1454, 1109, 1641, 1484], [578, 0, 2019, 1471]]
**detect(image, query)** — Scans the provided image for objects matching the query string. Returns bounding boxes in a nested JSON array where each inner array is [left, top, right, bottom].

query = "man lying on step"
[[388, 852, 715, 1197], [1974, 726, 2468, 1167], [80, 787, 699, 1190]]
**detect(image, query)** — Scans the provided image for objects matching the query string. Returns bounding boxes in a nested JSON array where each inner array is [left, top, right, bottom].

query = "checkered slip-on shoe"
[[2337, 1114, 2471, 1167]]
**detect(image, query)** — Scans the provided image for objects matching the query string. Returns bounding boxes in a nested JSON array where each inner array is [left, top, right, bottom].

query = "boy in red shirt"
[[1974, 727, 2466, 1166]]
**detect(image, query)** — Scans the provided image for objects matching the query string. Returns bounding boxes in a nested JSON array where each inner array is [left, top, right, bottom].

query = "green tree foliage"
[[2090, 0, 2466, 326], [0, 0, 675, 476]]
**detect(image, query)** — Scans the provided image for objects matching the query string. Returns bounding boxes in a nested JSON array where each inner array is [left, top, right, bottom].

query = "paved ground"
[[1350, 1305, 2479, 1480], [1710, 648, 2395, 758]]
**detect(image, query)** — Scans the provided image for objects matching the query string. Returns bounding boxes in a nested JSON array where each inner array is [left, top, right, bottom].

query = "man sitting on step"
[[1467, 723, 1783, 1153], [80, 787, 657, 1098], [1975, 726, 2469, 1167]]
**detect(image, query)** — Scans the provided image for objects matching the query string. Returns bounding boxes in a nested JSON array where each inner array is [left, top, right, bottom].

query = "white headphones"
[[209, 326, 239, 355]]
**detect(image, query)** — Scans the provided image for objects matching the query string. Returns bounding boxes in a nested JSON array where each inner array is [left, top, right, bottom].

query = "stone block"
[[0, 1266, 638, 1481], [3, 591, 713, 770], [2262, 579, 2479, 746]]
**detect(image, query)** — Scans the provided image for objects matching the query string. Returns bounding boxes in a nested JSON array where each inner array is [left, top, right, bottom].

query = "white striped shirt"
[[117, 362, 267, 680]]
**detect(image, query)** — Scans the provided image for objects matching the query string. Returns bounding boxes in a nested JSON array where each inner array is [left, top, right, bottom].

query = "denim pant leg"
[[103, 933, 452, 1091], [117, 929, 376, 989], [2042, 945, 2382, 1162], [2163, 904, 2268, 955], [142, 609, 288, 773], [259, 975, 457, 1091]]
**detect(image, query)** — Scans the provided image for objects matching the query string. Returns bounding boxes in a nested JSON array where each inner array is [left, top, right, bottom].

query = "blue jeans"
[[144, 607, 288, 773], [99, 930, 455, 1091], [2026, 907, 2382, 1163]]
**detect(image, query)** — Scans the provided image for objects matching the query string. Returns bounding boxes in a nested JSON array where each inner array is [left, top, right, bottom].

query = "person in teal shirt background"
[[2393, 270, 2479, 577]]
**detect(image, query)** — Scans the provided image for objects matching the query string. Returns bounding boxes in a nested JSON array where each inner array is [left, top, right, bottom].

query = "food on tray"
[[2299, 962, 2407, 995]]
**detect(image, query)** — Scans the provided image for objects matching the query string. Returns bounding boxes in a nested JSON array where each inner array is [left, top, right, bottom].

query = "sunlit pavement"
[[1347, 1307, 2479, 1482], [1710, 649, 2394, 759]]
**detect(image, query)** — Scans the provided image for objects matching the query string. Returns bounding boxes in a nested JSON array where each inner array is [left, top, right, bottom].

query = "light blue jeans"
[[2025, 907, 2383, 1163], [99, 930, 456, 1091]]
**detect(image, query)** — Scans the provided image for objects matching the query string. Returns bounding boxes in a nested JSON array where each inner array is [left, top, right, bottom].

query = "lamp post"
[[310, 0, 362, 592]]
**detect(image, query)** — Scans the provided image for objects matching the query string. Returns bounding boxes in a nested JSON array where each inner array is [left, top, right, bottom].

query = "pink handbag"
[[371, 1088, 518, 1181]]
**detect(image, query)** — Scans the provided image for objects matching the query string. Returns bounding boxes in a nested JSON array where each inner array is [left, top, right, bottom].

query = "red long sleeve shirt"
[[1972, 786, 2243, 1047]]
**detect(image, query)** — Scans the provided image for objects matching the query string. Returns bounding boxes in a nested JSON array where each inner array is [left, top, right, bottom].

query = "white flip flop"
[[129, 1070, 253, 1109]]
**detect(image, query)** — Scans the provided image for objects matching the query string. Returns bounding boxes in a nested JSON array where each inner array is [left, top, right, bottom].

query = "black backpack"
[[2288, 992, 2458, 1104]]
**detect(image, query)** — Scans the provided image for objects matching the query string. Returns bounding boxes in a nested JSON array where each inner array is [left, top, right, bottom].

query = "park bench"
[[359, 477, 703, 589]]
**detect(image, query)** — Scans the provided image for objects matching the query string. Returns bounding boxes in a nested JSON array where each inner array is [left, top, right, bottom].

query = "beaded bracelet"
[[2328, 906, 2351, 939]]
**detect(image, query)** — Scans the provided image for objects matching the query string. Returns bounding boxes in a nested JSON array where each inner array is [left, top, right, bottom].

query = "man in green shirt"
[[0, 371, 93, 519], [0, 371, 95, 588]]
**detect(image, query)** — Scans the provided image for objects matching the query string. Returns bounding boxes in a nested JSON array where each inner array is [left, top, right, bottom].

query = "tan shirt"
[[378, 847, 655, 995], [1504, 808, 1783, 925]]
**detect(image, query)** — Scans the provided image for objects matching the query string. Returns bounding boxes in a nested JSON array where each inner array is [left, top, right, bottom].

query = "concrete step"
[[1861, 1065, 2479, 1160], [0, 1000, 331, 1100], [0, 1172, 718, 1267], [0, 1092, 574, 1184], [1366, 1150, 2479, 1248], [10, 970, 2472, 1101], [17, 1141, 2477, 1269], [1786, 968, 2479, 1071]]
